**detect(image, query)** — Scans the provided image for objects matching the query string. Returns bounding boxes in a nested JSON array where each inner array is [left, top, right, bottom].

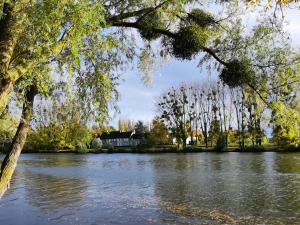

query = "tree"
[[148, 117, 169, 145], [118, 118, 135, 132], [271, 101, 300, 146], [0, 0, 223, 113], [0, 1, 30, 111], [158, 85, 191, 149], [0, 0, 117, 195], [134, 120, 148, 134], [25, 95, 94, 151], [157, 74, 299, 150], [193, 82, 216, 147], [0, 85, 37, 197]]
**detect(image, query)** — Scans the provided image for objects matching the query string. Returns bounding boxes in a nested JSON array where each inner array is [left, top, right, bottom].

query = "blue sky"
[[112, 59, 208, 125], [110, 9, 300, 128]]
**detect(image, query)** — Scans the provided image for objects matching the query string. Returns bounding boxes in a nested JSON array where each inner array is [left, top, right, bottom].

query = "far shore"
[[1, 145, 299, 154]]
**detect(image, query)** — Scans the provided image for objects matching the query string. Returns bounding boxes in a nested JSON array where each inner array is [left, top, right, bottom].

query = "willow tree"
[[0, 0, 226, 197], [1, 1, 298, 110], [0, 0, 299, 197], [0, 0, 116, 197], [0, 0, 232, 113]]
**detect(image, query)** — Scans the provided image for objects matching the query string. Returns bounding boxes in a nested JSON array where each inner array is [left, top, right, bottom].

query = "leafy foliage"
[[220, 59, 255, 87], [157, 80, 283, 149], [1, 0, 300, 151], [118, 118, 135, 132], [91, 138, 103, 149], [138, 11, 165, 40], [171, 9, 214, 60], [135, 120, 148, 133], [271, 101, 300, 146], [0, 113, 18, 140], [25, 122, 92, 151], [172, 24, 210, 60], [24, 95, 95, 151], [187, 9, 215, 27], [148, 117, 169, 145]]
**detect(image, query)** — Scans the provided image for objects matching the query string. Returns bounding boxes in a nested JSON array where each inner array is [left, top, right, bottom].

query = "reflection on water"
[[24, 173, 86, 211], [0, 152, 299, 225]]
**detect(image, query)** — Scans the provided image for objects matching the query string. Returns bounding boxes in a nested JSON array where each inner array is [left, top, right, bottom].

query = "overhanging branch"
[[111, 21, 177, 38]]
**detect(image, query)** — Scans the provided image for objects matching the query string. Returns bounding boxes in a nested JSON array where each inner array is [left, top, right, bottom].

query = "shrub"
[[24, 122, 93, 151], [75, 142, 89, 154], [243, 145, 265, 152], [103, 144, 114, 151], [91, 138, 103, 149], [214, 135, 226, 151]]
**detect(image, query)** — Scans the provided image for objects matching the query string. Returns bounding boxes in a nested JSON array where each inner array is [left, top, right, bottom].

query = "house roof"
[[99, 131, 133, 139]]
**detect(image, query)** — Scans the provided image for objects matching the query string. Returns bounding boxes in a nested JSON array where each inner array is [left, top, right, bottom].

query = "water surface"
[[0, 152, 299, 225]]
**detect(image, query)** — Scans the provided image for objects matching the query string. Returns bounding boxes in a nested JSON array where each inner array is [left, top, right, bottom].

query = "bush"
[[91, 138, 103, 149], [243, 145, 265, 152], [103, 144, 114, 151], [75, 142, 88, 154], [24, 122, 93, 151], [214, 135, 226, 151]]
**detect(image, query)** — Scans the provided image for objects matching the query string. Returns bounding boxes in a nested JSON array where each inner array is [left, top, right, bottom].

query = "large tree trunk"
[[0, 2, 28, 112], [0, 85, 36, 198]]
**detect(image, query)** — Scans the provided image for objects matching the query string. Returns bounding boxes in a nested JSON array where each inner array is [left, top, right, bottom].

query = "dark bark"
[[189, 118, 193, 145], [234, 102, 241, 149], [0, 85, 37, 198], [0, 2, 28, 111], [241, 90, 245, 150], [204, 123, 208, 148], [182, 137, 186, 149]]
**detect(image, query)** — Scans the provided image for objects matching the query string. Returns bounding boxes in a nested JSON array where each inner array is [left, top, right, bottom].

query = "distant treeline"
[[157, 80, 300, 150]]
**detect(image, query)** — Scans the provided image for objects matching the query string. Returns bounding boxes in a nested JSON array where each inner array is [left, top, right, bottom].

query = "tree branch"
[[106, 8, 153, 22], [201, 47, 229, 67], [107, 0, 171, 23], [111, 21, 177, 38]]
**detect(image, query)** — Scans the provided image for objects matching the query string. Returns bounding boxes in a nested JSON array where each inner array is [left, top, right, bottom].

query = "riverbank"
[[1, 145, 298, 154]]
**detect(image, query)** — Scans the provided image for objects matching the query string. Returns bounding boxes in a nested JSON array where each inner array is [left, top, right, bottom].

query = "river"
[[0, 152, 299, 225]]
